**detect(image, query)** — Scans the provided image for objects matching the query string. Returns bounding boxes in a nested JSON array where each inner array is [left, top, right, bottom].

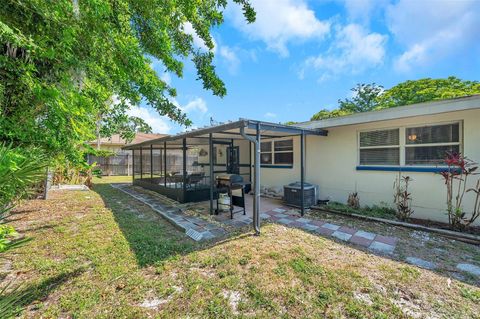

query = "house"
[[88, 133, 165, 175], [123, 95, 480, 225]]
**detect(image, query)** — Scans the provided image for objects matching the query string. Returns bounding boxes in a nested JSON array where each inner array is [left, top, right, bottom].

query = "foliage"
[[311, 77, 480, 120], [98, 100, 153, 143], [0, 0, 255, 166], [0, 144, 44, 318], [326, 201, 397, 219], [393, 174, 414, 221], [439, 152, 479, 229], [377, 77, 480, 108], [347, 192, 360, 209], [338, 83, 384, 113], [0, 224, 17, 253], [310, 108, 353, 121], [0, 144, 46, 210], [53, 160, 101, 188], [0, 280, 29, 319]]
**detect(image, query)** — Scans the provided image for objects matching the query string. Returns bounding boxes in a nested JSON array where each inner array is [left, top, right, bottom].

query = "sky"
[[128, 0, 480, 134]]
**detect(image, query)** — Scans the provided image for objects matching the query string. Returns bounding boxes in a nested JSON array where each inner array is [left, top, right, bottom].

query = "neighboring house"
[[124, 95, 480, 225], [88, 133, 165, 175]]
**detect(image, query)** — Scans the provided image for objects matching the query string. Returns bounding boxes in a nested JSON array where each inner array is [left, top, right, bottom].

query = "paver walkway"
[[111, 184, 399, 253], [261, 207, 399, 255], [112, 184, 227, 241]]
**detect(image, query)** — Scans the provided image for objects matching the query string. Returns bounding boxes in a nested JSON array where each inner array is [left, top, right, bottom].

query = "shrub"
[[393, 174, 414, 221], [347, 192, 360, 209], [0, 144, 46, 211], [439, 152, 480, 229]]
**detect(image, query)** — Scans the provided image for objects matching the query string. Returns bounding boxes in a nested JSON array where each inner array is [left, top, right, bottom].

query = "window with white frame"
[[359, 129, 400, 165], [358, 122, 462, 166], [261, 139, 293, 165], [405, 123, 460, 165]]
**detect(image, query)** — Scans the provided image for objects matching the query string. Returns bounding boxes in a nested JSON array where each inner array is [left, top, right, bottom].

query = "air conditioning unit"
[[283, 182, 318, 208]]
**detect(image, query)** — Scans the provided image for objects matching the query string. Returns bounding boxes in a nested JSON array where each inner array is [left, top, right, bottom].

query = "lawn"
[[2, 176, 479, 318]]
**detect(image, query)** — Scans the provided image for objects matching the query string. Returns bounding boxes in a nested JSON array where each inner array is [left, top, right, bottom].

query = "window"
[[405, 123, 460, 165], [260, 141, 272, 164], [261, 139, 293, 165], [359, 129, 400, 165], [358, 122, 462, 167]]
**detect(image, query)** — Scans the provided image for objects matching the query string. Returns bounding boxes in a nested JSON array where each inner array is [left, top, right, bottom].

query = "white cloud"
[[264, 112, 277, 119], [219, 46, 240, 74], [386, 0, 480, 72], [183, 22, 217, 53], [178, 97, 208, 114], [228, 0, 330, 56], [126, 106, 171, 134], [340, 0, 389, 24], [160, 72, 171, 85], [301, 24, 387, 80]]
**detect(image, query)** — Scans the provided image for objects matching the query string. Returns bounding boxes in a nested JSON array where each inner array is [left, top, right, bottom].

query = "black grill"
[[215, 174, 249, 218]]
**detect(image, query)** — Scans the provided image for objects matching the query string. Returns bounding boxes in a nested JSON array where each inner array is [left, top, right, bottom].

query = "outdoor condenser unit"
[[283, 182, 318, 208]]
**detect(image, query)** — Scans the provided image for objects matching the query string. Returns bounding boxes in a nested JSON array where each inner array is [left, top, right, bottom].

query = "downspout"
[[240, 126, 260, 235]]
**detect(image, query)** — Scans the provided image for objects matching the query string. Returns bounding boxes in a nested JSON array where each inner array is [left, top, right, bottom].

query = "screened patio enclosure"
[[124, 119, 327, 234]]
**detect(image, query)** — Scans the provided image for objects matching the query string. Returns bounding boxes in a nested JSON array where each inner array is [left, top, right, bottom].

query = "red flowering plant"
[[439, 152, 480, 229]]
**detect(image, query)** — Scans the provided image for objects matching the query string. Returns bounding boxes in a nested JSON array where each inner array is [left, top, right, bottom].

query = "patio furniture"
[[186, 172, 205, 188]]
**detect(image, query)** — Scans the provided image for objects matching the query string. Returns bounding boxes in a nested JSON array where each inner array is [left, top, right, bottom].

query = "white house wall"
[[311, 108, 480, 225], [257, 109, 480, 225]]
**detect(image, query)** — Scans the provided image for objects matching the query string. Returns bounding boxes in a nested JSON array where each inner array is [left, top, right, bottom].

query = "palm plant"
[[0, 144, 46, 317]]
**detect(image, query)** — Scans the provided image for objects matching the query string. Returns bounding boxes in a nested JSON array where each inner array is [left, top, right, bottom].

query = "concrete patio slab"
[[406, 257, 437, 270], [332, 231, 353, 241], [369, 241, 395, 254], [354, 230, 376, 240], [456, 263, 480, 277], [323, 223, 341, 231]]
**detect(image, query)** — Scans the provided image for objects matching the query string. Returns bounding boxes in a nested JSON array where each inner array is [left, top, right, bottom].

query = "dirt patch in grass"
[[2, 179, 479, 318]]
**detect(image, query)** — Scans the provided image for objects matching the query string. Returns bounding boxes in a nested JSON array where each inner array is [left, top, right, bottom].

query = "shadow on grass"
[[93, 183, 252, 268], [94, 182, 480, 287], [0, 267, 86, 318]]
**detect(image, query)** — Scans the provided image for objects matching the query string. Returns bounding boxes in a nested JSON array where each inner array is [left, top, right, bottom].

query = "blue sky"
[[128, 0, 480, 134]]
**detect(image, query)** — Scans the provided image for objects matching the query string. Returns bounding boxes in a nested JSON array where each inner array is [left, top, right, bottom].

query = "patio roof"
[[123, 118, 328, 150]]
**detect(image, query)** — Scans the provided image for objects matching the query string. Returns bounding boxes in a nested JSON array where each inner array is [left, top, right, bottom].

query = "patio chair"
[[186, 172, 205, 188]]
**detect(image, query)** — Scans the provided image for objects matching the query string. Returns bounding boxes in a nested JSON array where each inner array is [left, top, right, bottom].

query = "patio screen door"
[[226, 146, 240, 174]]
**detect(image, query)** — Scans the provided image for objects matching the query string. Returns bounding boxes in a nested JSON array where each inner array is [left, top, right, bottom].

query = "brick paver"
[[113, 183, 399, 253], [112, 184, 227, 241], [349, 235, 373, 247], [264, 208, 398, 254]]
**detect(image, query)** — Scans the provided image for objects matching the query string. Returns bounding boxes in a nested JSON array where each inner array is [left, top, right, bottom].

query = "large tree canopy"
[[311, 77, 480, 121], [0, 0, 255, 162]]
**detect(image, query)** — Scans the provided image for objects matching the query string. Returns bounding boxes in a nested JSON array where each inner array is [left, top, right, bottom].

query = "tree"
[[0, 0, 255, 164], [338, 83, 384, 113], [310, 108, 352, 121], [310, 77, 480, 121], [311, 83, 383, 120], [377, 76, 480, 108]]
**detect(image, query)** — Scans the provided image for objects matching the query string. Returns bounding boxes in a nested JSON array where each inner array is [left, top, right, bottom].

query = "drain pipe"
[[240, 126, 261, 235]]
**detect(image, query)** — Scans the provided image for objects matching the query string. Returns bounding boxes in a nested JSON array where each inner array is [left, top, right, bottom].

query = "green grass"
[[4, 176, 480, 318], [325, 201, 398, 219]]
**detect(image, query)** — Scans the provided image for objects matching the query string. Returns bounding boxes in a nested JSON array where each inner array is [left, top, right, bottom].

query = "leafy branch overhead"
[[311, 77, 480, 121], [0, 0, 255, 163]]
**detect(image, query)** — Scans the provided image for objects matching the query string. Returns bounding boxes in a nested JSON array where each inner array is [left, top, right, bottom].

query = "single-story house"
[[124, 95, 480, 226]]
